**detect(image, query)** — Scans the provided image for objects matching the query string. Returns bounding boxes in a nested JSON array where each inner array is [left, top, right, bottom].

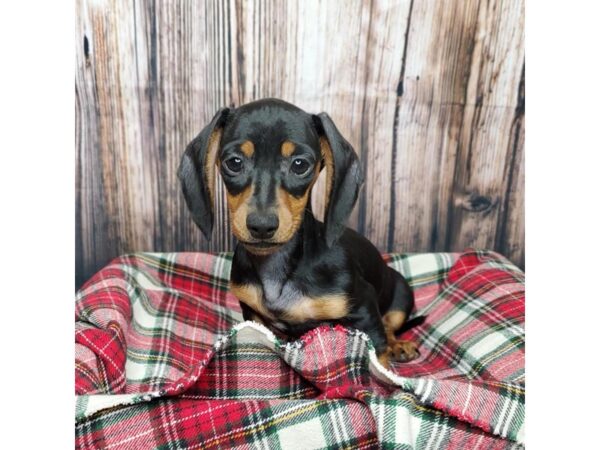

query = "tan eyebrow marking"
[[240, 140, 255, 157], [281, 140, 295, 157]]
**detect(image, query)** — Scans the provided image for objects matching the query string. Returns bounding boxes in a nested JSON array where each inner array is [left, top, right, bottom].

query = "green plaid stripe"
[[76, 251, 524, 449]]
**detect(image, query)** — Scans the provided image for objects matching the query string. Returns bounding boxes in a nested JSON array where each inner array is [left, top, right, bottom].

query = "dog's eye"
[[290, 158, 310, 175], [224, 157, 243, 174]]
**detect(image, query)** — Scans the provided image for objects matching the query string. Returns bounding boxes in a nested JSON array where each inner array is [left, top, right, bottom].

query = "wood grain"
[[75, 0, 525, 288]]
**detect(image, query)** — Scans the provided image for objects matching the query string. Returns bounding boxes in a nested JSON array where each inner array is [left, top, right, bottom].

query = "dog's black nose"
[[247, 212, 279, 239]]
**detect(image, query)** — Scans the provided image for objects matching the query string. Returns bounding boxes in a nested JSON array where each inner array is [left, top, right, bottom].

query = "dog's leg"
[[380, 310, 420, 363], [358, 308, 418, 369], [379, 268, 419, 365], [351, 277, 408, 369]]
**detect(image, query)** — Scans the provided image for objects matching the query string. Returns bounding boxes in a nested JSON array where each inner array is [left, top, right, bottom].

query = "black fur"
[[179, 98, 419, 361], [178, 107, 230, 239]]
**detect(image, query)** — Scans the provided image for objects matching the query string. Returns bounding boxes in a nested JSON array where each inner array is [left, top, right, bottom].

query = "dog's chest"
[[254, 264, 348, 335], [256, 252, 303, 308], [258, 271, 303, 332]]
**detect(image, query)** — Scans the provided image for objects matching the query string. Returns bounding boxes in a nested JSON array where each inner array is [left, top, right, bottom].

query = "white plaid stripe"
[[76, 251, 524, 449]]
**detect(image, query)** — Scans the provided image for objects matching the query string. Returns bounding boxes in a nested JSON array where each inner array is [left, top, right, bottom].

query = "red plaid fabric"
[[75, 250, 524, 449]]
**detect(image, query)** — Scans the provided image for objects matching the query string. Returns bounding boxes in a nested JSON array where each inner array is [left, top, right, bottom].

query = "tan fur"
[[240, 140, 255, 157], [379, 310, 419, 368], [230, 283, 348, 326], [238, 173, 319, 253], [223, 139, 322, 249], [382, 310, 407, 341], [281, 140, 295, 157], [273, 166, 319, 242], [229, 282, 274, 320], [242, 244, 282, 256], [227, 183, 283, 254], [319, 137, 334, 212], [379, 340, 420, 368], [227, 185, 254, 242], [205, 128, 223, 206], [283, 294, 349, 323]]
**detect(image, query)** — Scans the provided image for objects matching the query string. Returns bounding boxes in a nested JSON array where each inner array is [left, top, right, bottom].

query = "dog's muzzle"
[[246, 212, 279, 240]]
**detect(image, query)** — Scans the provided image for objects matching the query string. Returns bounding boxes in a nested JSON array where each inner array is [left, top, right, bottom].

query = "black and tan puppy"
[[178, 98, 419, 367]]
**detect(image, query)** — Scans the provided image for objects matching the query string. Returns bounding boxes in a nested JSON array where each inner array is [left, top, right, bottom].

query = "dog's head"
[[178, 98, 363, 255]]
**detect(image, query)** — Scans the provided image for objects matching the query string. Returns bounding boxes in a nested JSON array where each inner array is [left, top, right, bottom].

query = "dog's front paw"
[[389, 340, 420, 362], [377, 340, 420, 368]]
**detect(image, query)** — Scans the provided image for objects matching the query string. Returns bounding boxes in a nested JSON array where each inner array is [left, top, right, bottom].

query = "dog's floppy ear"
[[178, 107, 230, 240], [313, 112, 364, 247]]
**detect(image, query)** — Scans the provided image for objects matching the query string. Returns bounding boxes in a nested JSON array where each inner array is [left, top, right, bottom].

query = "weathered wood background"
[[76, 0, 524, 288]]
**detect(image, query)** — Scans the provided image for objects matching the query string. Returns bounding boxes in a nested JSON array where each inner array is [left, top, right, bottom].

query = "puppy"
[[178, 98, 419, 367]]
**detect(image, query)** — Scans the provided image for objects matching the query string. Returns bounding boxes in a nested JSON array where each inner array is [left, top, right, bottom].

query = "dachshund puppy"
[[178, 98, 419, 367]]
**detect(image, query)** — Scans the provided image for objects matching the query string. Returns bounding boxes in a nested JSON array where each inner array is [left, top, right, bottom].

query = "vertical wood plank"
[[389, 0, 525, 257], [358, 0, 412, 248], [75, 0, 525, 287], [496, 64, 525, 267], [76, 0, 118, 287], [151, 0, 233, 253], [390, 0, 482, 253], [446, 0, 525, 254]]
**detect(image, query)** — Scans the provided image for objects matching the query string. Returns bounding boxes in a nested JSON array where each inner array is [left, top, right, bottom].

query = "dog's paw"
[[377, 340, 420, 368], [389, 340, 420, 362]]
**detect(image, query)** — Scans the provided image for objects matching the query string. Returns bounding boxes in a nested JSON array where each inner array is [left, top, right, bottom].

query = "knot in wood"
[[457, 192, 494, 213]]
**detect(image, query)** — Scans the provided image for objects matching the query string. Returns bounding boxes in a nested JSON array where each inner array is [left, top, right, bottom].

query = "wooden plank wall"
[[76, 0, 525, 288]]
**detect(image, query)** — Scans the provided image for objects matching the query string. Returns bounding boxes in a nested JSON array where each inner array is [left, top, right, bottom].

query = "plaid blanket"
[[75, 250, 525, 449]]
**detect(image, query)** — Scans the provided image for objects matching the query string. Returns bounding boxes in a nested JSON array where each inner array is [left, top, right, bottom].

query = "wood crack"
[[387, 0, 415, 250], [356, 0, 375, 236]]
